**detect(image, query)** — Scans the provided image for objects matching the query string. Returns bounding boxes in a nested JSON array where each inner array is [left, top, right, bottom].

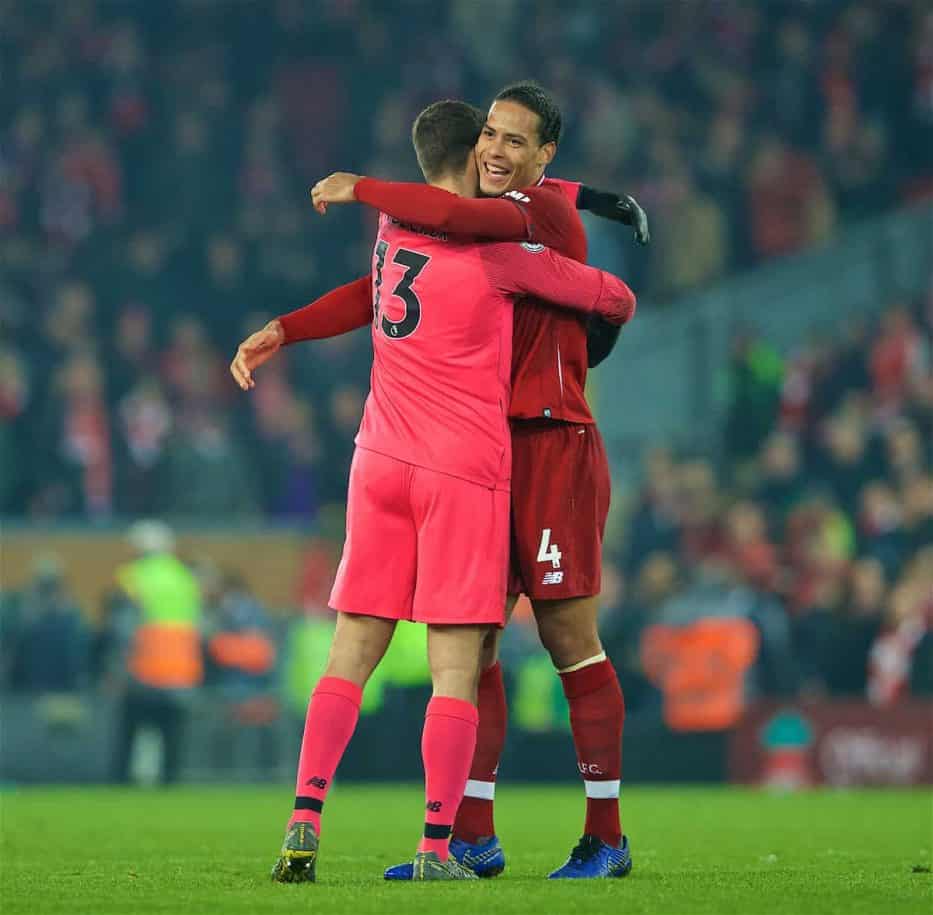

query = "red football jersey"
[[502, 177, 594, 423], [353, 214, 633, 491]]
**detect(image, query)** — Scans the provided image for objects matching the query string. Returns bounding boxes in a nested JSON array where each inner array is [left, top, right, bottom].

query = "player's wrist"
[[265, 319, 286, 345], [579, 185, 627, 222], [352, 176, 371, 201]]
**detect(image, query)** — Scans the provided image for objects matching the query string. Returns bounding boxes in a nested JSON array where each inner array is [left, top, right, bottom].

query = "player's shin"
[[288, 676, 364, 836], [558, 654, 625, 847], [453, 661, 507, 843], [419, 696, 479, 861]]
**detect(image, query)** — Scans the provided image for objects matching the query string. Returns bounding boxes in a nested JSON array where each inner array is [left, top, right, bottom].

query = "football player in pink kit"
[[231, 101, 636, 883], [301, 83, 646, 880]]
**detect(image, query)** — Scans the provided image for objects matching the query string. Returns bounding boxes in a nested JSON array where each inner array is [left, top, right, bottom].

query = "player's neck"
[[430, 175, 472, 198]]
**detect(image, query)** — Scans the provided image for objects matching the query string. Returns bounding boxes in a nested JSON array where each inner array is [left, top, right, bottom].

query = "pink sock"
[[418, 696, 479, 861], [288, 676, 362, 836]]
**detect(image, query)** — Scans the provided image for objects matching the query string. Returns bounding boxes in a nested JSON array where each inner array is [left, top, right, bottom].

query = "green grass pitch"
[[1, 785, 930, 914]]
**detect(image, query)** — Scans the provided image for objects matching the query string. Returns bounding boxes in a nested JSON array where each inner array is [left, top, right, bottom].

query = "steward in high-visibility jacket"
[[117, 550, 203, 690]]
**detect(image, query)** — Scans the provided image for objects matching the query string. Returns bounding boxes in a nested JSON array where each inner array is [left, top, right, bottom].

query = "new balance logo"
[[425, 800, 443, 813], [542, 571, 564, 585], [305, 776, 327, 789], [505, 190, 531, 204]]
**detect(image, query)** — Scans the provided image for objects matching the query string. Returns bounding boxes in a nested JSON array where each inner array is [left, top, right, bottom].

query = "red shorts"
[[330, 447, 508, 625], [508, 420, 610, 601]]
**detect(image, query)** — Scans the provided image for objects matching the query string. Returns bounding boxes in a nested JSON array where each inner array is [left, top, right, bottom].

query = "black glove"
[[578, 185, 650, 245]]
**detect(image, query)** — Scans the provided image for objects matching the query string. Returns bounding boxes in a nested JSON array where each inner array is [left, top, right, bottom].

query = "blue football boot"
[[547, 834, 632, 879], [384, 834, 506, 880]]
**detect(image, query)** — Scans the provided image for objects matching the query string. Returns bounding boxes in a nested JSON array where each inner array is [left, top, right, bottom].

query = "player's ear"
[[537, 141, 557, 170]]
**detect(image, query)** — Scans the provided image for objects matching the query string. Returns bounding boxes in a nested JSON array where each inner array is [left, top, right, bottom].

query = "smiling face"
[[475, 100, 556, 196]]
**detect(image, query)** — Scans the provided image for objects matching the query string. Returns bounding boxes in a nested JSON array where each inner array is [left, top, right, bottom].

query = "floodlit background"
[[1, 0, 931, 788]]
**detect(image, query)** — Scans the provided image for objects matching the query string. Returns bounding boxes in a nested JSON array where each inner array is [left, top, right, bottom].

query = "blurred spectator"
[[157, 409, 259, 518], [724, 330, 784, 463], [754, 432, 808, 528], [113, 378, 173, 516], [815, 411, 875, 514], [205, 572, 277, 702], [868, 548, 933, 704], [725, 500, 778, 593], [624, 448, 681, 574], [4, 556, 90, 693], [33, 351, 113, 519], [0, 346, 30, 512], [857, 480, 909, 578], [870, 306, 929, 412], [602, 552, 678, 717], [746, 134, 835, 260], [650, 170, 728, 298], [204, 572, 280, 773], [107, 303, 157, 402]]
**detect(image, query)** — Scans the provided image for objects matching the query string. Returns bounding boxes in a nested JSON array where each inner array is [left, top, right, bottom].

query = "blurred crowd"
[[3, 0, 933, 520], [1, 2, 932, 779], [3, 298, 931, 738], [600, 295, 933, 716]]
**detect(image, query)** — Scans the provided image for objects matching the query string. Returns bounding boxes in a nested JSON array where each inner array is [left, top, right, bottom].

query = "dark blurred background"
[[1, 0, 931, 787]]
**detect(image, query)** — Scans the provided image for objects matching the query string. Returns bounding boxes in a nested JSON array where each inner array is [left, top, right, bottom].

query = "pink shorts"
[[329, 447, 508, 625]]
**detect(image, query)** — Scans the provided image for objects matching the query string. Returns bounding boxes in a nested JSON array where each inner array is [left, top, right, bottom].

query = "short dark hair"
[[494, 80, 562, 146], [411, 100, 485, 181]]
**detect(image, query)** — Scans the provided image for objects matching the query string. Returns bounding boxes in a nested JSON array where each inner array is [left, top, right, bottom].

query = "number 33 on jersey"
[[372, 239, 429, 339]]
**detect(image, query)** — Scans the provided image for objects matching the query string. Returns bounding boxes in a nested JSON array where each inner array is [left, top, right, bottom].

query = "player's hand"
[[230, 320, 285, 391], [310, 172, 363, 214], [616, 194, 650, 245], [578, 185, 650, 245]]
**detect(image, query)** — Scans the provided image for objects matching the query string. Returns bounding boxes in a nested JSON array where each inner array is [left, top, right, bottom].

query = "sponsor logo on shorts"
[[542, 570, 564, 585]]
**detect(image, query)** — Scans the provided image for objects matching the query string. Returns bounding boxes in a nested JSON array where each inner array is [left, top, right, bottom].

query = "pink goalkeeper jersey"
[[355, 213, 635, 491]]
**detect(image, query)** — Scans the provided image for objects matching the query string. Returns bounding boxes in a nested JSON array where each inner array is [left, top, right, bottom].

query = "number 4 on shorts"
[[537, 528, 562, 569]]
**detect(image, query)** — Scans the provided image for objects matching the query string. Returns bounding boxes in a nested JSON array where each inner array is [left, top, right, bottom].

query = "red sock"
[[288, 676, 362, 836], [453, 662, 507, 844], [559, 658, 624, 847], [418, 696, 479, 861]]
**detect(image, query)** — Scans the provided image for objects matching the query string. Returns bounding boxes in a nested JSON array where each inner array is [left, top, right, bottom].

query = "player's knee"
[[324, 632, 385, 685], [429, 650, 483, 702], [430, 664, 481, 703], [538, 618, 600, 670]]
